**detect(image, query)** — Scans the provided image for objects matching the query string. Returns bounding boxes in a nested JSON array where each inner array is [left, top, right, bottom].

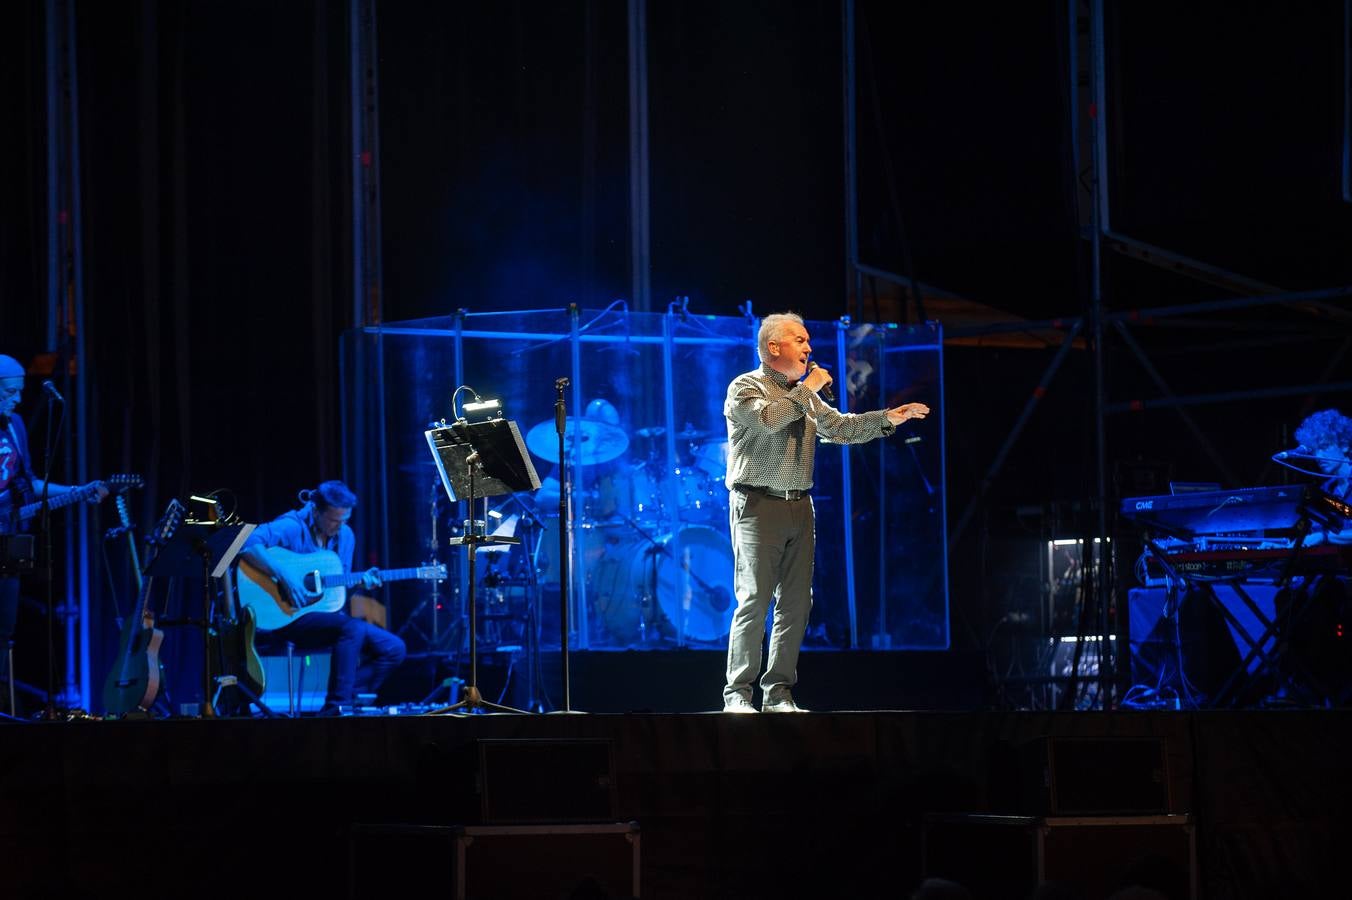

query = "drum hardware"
[[397, 476, 447, 648]]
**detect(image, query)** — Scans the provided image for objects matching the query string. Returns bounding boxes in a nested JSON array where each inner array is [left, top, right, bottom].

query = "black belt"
[[734, 483, 809, 501]]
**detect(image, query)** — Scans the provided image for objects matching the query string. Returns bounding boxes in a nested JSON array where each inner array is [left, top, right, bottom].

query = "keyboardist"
[[1293, 408, 1352, 545]]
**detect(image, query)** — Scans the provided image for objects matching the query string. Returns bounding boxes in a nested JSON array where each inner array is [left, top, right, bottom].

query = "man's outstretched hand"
[[886, 402, 930, 426]]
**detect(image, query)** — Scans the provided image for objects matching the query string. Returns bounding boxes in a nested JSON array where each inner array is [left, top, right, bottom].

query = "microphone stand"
[[39, 388, 66, 720], [554, 377, 572, 712]]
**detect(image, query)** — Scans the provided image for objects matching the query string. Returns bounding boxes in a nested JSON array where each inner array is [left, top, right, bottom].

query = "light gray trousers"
[[723, 489, 815, 703]]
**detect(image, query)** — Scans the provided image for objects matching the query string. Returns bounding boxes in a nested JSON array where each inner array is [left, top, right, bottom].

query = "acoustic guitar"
[[237, 546, 446, 631], [102, 497, 182, 717]]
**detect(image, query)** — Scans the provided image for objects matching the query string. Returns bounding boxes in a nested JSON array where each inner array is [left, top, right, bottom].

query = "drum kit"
[[491, 415, 736, 649], [401, 412, 736, 651]]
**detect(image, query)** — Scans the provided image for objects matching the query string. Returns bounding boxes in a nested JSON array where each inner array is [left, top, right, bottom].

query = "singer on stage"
[[720, 313, 929, 713]]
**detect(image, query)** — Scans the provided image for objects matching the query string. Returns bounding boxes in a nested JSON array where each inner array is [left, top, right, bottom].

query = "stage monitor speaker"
[[349, 822, 640, 900], [478, 738, 616, 824], [1017, 736, 1171, 816], [923, 813, 1196, 900]]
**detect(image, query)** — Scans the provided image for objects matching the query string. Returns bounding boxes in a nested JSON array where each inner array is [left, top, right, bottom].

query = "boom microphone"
[[1274, 445, 1311, 460], [805, 361, 834, 403], [41, 380, 64, 403]]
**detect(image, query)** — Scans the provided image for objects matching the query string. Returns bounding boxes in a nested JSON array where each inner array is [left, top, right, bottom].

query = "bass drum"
[[587, 524, 736, 647]]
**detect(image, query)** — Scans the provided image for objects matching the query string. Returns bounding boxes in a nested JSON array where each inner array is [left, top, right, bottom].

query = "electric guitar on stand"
[[236, 547, 447, 632]]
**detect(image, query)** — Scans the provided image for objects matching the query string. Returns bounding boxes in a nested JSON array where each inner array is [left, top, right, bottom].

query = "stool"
[[253, 633, 331, 715]]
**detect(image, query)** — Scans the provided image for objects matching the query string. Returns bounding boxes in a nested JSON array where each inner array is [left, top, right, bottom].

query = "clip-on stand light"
[[425, 402, 541, 714]]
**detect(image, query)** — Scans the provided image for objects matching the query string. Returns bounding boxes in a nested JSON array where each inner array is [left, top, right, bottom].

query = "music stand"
[[425, 418, 540, 713], [146, 519, 254, 717]]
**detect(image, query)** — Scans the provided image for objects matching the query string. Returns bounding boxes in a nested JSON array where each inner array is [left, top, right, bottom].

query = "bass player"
[[2, 354, 108, 668]]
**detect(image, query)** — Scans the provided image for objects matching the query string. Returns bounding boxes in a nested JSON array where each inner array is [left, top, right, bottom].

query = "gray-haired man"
[[721, 313, 928, 712]]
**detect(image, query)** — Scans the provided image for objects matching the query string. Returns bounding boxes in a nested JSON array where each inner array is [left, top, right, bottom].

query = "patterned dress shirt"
[[723, 363, 895, 492]]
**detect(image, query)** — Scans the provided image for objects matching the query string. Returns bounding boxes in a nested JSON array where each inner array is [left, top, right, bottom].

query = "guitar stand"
[[211, 673, 281, 718]]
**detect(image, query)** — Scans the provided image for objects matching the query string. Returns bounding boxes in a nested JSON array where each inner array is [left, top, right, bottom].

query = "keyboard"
[[1120, 485, 1351, 541]]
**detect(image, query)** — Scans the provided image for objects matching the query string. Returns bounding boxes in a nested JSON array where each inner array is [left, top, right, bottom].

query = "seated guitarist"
[[2, 354, 107, 653], [238, 480, 406, 716]]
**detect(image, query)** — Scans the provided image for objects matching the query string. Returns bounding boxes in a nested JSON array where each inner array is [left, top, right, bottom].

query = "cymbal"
[[634, 426, 666, 439], [526, 417, 629, 465], [675, 426, 711, 441]]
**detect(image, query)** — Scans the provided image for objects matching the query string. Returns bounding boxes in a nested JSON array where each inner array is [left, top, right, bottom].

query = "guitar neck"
[[19, 483, 98, 521], [321, 567, 424, 589]]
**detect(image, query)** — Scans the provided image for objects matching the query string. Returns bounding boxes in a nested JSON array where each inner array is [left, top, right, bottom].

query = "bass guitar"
[[102, 497, 182, 717], [237, 546, 447, 631], [1, 474, 144, 533]]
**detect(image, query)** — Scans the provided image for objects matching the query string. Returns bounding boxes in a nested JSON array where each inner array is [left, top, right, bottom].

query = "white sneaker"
[[762, 694, 807, 713], [722, 694, 757, 713]]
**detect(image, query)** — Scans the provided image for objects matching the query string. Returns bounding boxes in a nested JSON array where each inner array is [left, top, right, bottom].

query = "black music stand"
[[425, 418, 540, 714], [146, 519, 254, 717]]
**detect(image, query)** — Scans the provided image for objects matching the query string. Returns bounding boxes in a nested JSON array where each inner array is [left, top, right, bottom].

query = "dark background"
[[2, 1, 1350, 705]]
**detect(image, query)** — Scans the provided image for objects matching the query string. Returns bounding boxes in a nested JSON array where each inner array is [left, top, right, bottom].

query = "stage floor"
[[384, 646, 992, 715], [3, 707, 1350, 899]]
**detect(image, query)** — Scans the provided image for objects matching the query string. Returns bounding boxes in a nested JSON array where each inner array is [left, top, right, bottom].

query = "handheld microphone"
[[1274, 445, 1311, 460], [806, 361, 834, 403], [41, 380, 64, 403]]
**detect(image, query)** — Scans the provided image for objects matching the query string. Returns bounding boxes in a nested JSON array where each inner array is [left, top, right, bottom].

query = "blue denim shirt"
[[243, 502, 356, 574]]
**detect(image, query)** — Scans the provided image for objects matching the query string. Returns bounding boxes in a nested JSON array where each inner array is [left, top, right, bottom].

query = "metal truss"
[[842, 0, 1352, 709]]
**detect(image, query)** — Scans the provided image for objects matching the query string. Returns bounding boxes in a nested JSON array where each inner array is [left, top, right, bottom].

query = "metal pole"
[[627, 0, 652, 313], [349, 0, 366, 331], [661, 309, 681, 643], [936, 322, 951, 649], [44, 0, 59, 353], [569, 308, 589, 648], [66, 0, 91, 710], [1089, 0, 1114, 707], [835, 320, 859, 648], [450, 312, 466, 645], [842, 0, 861, 320], [877, 326, 892, 647], [1344, 0, 1350, 202]]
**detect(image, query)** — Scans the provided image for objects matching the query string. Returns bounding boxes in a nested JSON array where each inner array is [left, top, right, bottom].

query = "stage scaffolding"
[[340, 305, 948, 654]]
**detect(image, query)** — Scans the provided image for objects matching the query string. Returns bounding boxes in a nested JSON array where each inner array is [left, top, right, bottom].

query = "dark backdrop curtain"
[[2, 1, 354, 710]]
